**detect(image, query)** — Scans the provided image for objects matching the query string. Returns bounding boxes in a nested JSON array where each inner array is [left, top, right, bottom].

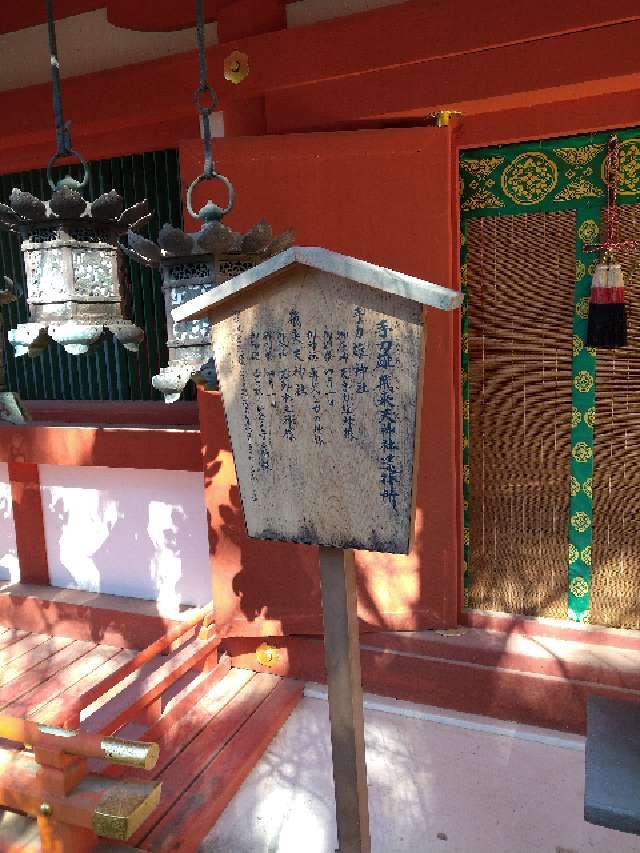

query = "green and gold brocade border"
[[568, 212, 597, 622], [460, 127, 640, 620]]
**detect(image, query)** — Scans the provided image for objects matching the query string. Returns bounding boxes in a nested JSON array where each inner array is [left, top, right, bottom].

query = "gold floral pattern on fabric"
[[574, 370, 594, 393], [463, 464, 470, 484], [584, 407, 596, 429], [570, 576, 590, 597], [609, 138, 640, 196], [576, 296, 590, 319], [460, 156, 505, 211], [583, 477, 592, 499], [463, 400, 470, 421], [570, 475, 581, 497], [571, 511, 591, 533], [501, 152, 558, 204], [572, 441, 593, 463], [575, 260, 586, 282], [581, 545, 592, 566], [572, 335, 584, 357], [577, 219, 599, 243], [555, 178, 601, 202], [554, 143, 606, 201], [568, 544, 579, 564], [571, 407, 582, 428]]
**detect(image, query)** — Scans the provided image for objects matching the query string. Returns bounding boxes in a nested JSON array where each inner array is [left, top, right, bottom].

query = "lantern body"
[[128, 219, 295, 403], [153, 253, 261, 402], [2, 188, 147, 357]]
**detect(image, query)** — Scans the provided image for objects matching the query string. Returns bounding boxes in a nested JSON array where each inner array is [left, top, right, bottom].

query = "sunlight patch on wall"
[[39, 464, 212, 614]]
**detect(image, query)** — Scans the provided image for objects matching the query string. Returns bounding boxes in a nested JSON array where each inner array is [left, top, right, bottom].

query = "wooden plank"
[[0, 640, 98, 711], [104, 669, 253, 779], [139, 678, 304, 853], [131, 672, 280, 847], [82, 638, 220, 736], [31, 648, 138, 726], [0, 636, 75, 695], [0, 633, 47, 668], [0, 631, 36, 651], [3, 643, 121, 718], [319, 547, 371, 853]]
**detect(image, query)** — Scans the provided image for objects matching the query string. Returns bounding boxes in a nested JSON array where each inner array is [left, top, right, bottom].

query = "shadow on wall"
[[39, 464, 212, 616]]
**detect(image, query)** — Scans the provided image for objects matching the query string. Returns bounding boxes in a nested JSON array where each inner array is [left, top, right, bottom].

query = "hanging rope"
[[46, 0, 72, 156], [186, 0, 234, 221]]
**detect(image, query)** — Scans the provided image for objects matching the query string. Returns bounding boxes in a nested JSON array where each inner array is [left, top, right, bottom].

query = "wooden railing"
[[0, 602, 218, 852], [0, 717, 161, 852]]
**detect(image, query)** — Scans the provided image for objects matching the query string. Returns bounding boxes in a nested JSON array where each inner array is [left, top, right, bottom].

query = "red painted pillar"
[[8, 462, 49, 586]]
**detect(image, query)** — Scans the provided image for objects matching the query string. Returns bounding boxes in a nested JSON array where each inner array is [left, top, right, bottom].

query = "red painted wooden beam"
[[8, 462, 49, 586], [1, 0, 640, 174], [264, 20, 640, 133], [0, 423, 202, 470]]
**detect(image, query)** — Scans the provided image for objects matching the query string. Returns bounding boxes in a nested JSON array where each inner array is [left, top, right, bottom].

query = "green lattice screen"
[[0, 149, 182, 400], [460, 129, 640, 626]]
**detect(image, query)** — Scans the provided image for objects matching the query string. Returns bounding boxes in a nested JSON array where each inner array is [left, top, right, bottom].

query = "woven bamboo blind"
[[466, 211, 575, 617], [591, 203, 640, 628]]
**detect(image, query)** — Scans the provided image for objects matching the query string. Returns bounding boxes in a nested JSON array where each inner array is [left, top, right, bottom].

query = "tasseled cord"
[[586, 254, 628, 349]]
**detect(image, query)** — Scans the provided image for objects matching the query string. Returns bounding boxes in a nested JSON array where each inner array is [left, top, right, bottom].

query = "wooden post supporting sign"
[[319, 546, 371, 852], [173, 246, 462, 851]]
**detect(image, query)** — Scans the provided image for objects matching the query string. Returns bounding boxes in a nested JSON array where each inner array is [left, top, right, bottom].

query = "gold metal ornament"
[[429, 110, 463, 128], [256, 642, 279, 667], [39, 803, 53, 817], [91, 782, 162, 841], [224, 50, 249, 84], [101, 737, 160, 770]]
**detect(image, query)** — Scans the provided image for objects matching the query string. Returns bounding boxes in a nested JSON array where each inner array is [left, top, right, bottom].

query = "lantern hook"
[[188, 0, 234, 222], [45, 0, 89, 192]]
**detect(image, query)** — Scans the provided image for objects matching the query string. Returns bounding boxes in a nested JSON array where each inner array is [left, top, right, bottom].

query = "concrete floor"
[[202, 686, 640, 853]]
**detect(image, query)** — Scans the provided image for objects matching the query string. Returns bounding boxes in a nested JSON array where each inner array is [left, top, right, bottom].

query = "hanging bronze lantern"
[[126, 0, 293, 402], [129, 219, 294, 402], [0, 0, 147, 359]]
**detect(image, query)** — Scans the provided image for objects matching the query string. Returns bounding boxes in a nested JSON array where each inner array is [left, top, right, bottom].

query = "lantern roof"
[[128, 220, 294, 267], [172, 246, 464, 323], [0, 188, 149, 235]]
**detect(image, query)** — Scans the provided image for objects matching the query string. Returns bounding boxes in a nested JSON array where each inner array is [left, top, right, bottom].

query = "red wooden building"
[[2, 2, 640, 849]]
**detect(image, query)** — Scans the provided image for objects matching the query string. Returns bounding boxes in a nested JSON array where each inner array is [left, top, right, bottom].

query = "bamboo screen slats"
[[466, 211, 576, 617], [591, 203, 640, 628], [0, 150, 182, 401]]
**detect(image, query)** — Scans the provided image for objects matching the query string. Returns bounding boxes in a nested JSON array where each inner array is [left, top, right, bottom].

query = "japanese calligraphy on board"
[[173, 247, 462, 554]]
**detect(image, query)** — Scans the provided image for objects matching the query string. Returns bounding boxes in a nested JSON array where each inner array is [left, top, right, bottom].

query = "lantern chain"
[[46, 0, 72, 157], [194, 0, 216, 179], [186, 0, 234, 221]]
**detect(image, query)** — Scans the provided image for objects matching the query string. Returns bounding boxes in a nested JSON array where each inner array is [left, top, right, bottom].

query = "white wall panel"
[[40, 465, 212, 615], [0, 463, 19, 584]]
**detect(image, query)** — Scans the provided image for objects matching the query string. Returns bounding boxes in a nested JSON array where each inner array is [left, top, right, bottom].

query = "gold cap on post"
[[101, 738, 160, 770]]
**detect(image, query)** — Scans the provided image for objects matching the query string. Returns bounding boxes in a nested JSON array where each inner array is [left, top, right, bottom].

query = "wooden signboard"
[[173, 246, 462, 853], [175, 247, 461, 553]]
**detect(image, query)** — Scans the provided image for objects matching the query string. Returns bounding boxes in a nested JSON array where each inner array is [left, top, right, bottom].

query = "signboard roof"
[[172, 246, 463, 323]]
